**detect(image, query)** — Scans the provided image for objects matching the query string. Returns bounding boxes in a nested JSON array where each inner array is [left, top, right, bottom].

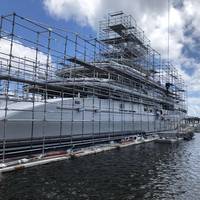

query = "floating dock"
[[156, 127, 194, 143], [0, 135, 158, 173], [0, 129, 194, 174], [155, 138, 183, 144]]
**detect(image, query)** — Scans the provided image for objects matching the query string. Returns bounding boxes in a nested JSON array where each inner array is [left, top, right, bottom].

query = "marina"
[[1, 0, 200, 199]]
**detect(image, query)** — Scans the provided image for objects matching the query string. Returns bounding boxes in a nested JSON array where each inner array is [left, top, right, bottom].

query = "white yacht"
[[0, 11, 187, 157]]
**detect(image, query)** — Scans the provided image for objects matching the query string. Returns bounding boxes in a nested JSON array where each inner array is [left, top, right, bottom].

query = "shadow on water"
[[0, 134, 200, 200]]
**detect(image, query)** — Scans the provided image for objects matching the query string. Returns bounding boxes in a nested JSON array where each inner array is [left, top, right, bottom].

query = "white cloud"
[[187, 97, 200, 117], [43, 0, 101, 27], [43, 0, 200, 116], [0, 37, 50, 75]]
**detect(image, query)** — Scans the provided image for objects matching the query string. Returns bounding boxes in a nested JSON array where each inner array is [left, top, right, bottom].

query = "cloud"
[[43, 0, 101, 27], [0, 37, 50, 75], [187, 97, 200, 117], [43, 0, 200, 116]]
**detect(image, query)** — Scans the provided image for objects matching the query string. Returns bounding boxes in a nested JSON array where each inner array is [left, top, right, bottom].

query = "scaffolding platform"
[[66, 57, 105, 72], [0, 11, 187, 163]]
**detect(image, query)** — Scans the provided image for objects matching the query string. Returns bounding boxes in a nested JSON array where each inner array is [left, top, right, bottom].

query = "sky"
[[0, 0, 200, 116]]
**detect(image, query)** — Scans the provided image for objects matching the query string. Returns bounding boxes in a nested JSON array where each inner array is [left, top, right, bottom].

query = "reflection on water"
[[1, 134, 200, 200]]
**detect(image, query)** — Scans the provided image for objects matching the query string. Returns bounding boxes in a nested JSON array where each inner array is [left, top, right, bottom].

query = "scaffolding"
[[0, 12, 187, 161]]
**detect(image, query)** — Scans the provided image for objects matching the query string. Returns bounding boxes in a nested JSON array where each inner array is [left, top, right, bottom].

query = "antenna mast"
[[168, 0, 170, 64]]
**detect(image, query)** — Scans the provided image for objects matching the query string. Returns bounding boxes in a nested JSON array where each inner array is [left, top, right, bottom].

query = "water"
[[1, 134, 200, 200]]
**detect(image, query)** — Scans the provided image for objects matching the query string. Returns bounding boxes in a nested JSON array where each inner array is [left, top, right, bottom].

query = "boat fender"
[[0, 163, 6, 168]]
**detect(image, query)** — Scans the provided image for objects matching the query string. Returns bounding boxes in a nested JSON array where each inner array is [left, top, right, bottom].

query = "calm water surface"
[[1, 134, 200, 200]]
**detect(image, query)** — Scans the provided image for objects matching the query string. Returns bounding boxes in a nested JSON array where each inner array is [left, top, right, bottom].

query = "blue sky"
[[0, 0, 95, 36], [0, 0, 200, 116]]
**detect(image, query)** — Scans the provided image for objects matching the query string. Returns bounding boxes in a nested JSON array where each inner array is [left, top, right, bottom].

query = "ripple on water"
[[1, 134, 200, 200]]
